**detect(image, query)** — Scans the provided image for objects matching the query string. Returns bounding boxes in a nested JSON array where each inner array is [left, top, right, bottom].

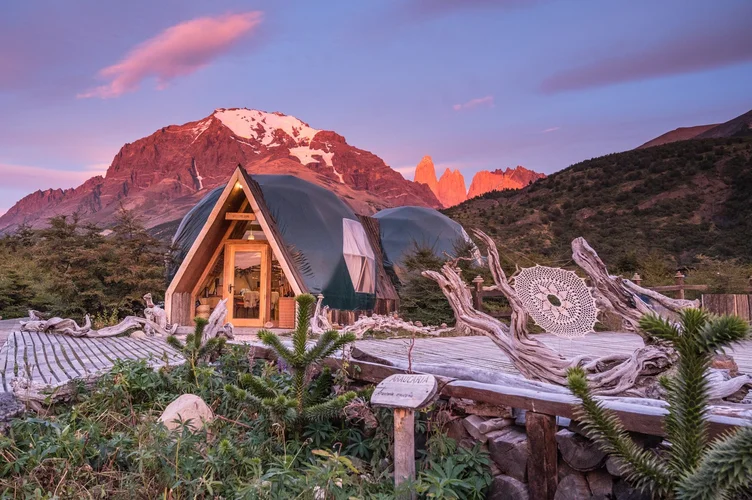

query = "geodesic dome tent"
[[373, 206, 480, 275], [167, 169, 397, 324]]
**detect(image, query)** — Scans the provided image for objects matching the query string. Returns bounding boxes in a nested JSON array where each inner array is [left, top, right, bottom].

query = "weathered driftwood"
[[421, 230, 750, 398], [143, 293, 170, 330], [311, 294, 333, 335], [20, 293, 181, 338], [20, 313, 178, 338], [342, 314, 452, 339], [200, 298, 234, 343]]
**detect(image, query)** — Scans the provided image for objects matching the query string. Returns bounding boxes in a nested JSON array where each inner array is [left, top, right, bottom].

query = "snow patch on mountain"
[[189, 119, 212, 144], [289, 146, 334, 167], [214, 108, 320, 146]]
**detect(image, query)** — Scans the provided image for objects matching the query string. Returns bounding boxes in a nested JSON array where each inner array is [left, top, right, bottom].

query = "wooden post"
[[674, 271, 685, 300], [370, 374, 438, 498], [526, 411, 558, 500], [472, 275, 484, 310], [394, 408, 416, 498], [631, 273, 642, 287]]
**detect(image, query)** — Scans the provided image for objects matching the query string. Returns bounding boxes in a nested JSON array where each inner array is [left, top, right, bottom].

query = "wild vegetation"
[[0, 210, 167, 321], [567, 309, 752, 499], [0, 304, 493, 499], [446, 137, 752, 284]]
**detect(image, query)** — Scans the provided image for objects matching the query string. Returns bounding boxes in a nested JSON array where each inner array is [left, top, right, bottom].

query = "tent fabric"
[[169, 174, 376, 311], [342, 218, 376, 294], [373, 206, 479, 274]]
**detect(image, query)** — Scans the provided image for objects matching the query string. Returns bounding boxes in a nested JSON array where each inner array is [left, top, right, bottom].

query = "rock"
[[556, 429, 607, 471], [437, 168, 467, 208], [264, 321, 274, 328], [467, 166, 545, 199], [711, 353, 738, 376], [554, 473, 591, 500], [514, 409, 527, 426], [440, 323, 447, 328], [130, 330, 146, 339], [613, 479, 650, 500], [450, 397, 513, 418], [478, 417, 515, 434], [414, 321, 423, 328], [0, 393, 24, 428], [159, 394, 214, 432], [587, 469, 613, 498], [462, 415, 488, 442], [558, 457, 577, 482], [487, 474, 529, 500], [487, 426, 530, 482], [414, 155, 439, 197]]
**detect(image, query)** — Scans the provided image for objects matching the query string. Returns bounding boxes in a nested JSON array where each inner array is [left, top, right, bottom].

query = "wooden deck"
[[351, 332, 752, 376], [0, 331, 184, 393]]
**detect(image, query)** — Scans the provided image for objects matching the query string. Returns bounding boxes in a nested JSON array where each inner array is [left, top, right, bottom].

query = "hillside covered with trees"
[[446, 137, 752, 286]]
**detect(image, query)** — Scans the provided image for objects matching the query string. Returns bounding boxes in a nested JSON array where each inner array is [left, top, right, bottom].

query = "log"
[[554, 473, 591, 500], [487, 475, 530, 500], [311, 295, 333, 335], [556, 428, 607, 471], [487, 426, 530, 482], [526, 412, 558, 500]]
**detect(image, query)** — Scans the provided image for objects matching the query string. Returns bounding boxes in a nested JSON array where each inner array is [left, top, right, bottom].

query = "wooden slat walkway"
[[0, 331, 184, 393], [353, 332, 752, 376]]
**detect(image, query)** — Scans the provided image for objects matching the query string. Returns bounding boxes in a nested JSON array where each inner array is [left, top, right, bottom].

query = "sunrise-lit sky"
[[1, 0, 751, 214]]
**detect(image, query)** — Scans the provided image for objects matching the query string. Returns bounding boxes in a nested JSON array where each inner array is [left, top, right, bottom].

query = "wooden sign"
[[371, 374, 437, 499], [371, 374, 438, 409], [225, 212, 257, 221]]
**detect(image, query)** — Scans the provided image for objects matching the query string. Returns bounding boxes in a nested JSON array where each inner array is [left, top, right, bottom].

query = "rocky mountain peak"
[[0, 109, 440, 234], [437, 168, 467, 208], [414, 155, 439, 196]]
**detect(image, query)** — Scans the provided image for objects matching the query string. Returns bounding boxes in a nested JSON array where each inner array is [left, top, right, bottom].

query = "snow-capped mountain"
[[0, 108, 440, 234]]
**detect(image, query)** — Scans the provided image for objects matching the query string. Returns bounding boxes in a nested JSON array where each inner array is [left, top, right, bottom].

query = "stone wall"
[[440, 397, 659, 500]]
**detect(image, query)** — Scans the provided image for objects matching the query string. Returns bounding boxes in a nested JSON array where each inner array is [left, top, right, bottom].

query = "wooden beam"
[[225, 212, 256, 221], [526, 412, 558, 500], [244, 343, 749, 439]]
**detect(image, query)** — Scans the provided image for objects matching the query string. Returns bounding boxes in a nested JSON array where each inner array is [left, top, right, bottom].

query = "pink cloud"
[[79, 12, 263, 99], [542, 127, 560, 133], [453, 95, 494, 111], [541, 8, 752, 93]]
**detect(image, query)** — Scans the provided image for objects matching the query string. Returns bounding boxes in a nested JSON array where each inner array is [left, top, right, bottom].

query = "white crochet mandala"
[[513, 265, 598, 338]]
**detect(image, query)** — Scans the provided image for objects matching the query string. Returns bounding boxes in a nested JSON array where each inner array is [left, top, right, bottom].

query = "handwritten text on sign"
[[371, 374, 438, 409]]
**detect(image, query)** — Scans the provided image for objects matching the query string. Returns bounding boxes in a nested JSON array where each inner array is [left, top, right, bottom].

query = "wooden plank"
[[1, 332, 16, 392], [46, 334, 82, 379], [225, 212, 256, 221], [526, 412, 558, 500], [58, 335, 99, 375], [28, 332, 56, 385]]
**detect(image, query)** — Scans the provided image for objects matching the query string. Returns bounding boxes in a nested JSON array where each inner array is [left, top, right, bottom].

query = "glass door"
[[224, 243, 270, 327]]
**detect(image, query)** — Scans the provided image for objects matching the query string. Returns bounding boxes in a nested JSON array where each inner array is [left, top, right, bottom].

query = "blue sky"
[[1, 0, 751, 213]]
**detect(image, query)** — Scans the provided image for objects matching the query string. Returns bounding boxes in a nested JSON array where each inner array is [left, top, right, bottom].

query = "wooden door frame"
[[224, 241, 272, 327]]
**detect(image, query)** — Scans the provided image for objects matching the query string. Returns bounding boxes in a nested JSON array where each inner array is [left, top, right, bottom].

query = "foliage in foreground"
[[567, 308, 752, 500], [0, 342, 492, 499], [225, 294, 357, 430]]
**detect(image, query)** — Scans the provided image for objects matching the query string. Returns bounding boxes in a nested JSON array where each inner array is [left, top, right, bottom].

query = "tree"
[[225, 294, 356, 430], [167, 317, 226, 385], [567, 309, 752, 499]]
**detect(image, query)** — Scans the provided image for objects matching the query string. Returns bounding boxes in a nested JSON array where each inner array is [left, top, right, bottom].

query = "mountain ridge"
[[0, 108, 441, 233]]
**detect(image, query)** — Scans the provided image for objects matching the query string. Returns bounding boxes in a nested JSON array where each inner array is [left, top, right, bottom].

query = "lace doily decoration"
[[513, 265, 598, 338]]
